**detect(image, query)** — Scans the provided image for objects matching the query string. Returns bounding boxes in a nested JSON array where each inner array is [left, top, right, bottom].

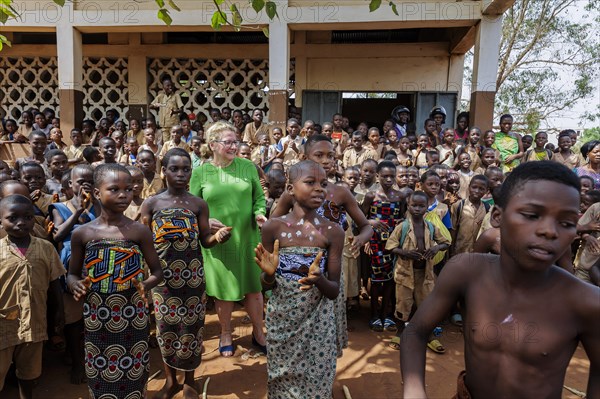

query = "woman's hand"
[[254, 240, 280, 276], [214, 226, 233, 243], [298, 251, 324, 290], [255, 214, 267, 228], [209, 218, 226, 234]]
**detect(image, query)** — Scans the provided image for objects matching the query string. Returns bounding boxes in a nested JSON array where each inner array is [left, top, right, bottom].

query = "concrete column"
[[268, 11, 290, 128], [469, 15, 503, 131], [127, 34, 148, 122], [56, 20, 84, 143], [294, 31, 307, 108]]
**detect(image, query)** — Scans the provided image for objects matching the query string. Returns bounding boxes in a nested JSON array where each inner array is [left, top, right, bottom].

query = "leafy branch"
[[0, 0, 64, 50], [154, 0, 400, 35]]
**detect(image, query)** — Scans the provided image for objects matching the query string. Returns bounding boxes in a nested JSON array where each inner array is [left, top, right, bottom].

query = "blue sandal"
[[383, 318, 398, 332], [219, 339, 235, 357], [369, 318, 384, 332]]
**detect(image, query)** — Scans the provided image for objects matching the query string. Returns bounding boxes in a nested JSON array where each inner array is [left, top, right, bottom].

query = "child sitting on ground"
[[401, 161, 599, 399], [0, 194, 65, 399]]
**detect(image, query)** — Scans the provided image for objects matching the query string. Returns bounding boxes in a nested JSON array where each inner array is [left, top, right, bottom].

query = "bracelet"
[[261, 273, 276, 285]]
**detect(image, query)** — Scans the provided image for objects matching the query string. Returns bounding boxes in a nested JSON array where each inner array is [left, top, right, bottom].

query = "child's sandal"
[[369, 318, 384, 332], [383, 318, 398, 332]]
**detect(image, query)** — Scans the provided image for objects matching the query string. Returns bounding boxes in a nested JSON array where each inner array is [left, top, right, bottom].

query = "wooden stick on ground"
[[563, 385, 586, 398], [202, 377, 211, 399], [343, 385, 352, 399], [148, 370, 162, 381]]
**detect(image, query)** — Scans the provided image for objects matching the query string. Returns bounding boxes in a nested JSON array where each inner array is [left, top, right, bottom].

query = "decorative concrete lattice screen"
[[0, 57, 59, 120], [83, 57, 129, 122], [148, 58, 295, 120], [0, 57, 128, 123]]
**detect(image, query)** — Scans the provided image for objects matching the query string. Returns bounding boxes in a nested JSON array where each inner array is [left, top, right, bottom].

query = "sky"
[[461, 1, 600, 133]]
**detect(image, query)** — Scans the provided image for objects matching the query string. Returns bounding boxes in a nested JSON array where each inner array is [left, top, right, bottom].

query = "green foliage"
[[574, 127, 600, 151], [495, 0, 599, 131]]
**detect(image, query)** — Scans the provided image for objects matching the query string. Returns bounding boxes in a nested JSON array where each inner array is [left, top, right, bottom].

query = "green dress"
[[189, 157, 265, 301]]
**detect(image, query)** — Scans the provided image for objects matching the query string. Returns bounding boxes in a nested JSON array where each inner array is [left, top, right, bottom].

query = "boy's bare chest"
[[465, 284, 578, 363]]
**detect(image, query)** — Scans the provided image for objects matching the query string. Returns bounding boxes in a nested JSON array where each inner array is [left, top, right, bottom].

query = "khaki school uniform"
[[553, 151, 580, 170], [242, 122, 270, 146], [0, 236, 64, 388], [142, 174, 164, 199], [385, 216, 450, 321], [342, 147, 378, 169], [451, 199, 487, 255], [158, 140, 190, 162], [152, 91, 184, 142], [574, 203, 600, 280]]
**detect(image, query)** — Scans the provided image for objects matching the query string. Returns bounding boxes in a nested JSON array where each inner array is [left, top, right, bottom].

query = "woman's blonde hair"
[[206, 121, 236, 143]]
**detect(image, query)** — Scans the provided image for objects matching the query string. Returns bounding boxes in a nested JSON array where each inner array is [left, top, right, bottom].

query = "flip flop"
[[450, 313, 463, 326], [369, 318, 384, 332], [219, 339, 235, 357], [427, 339, 446, 354], [383, 318, 398, 332], [388, 336, 401, 350]]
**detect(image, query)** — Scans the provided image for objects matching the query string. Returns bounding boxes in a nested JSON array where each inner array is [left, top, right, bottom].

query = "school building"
[[1, 0, 514, 140]]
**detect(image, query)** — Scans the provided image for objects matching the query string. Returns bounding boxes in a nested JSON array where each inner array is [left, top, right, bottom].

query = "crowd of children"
[[0, 95, 598, 399]]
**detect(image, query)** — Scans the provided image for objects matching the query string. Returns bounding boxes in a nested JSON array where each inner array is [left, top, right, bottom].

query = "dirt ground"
[[1, 302, 591, 399]]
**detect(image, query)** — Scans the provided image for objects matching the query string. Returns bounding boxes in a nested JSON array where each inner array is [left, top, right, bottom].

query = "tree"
[[0, 0, 395, 47], [494, 0, 600, 132], [575, 127, 600, 151], [154, 0, 398, 33]]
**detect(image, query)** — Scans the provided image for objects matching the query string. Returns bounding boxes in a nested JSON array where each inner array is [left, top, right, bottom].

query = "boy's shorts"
[[395, 269, 431, 321], [342, 255, 359, 298], [0, 342, 43, 389], [63, 292, 84, 325]]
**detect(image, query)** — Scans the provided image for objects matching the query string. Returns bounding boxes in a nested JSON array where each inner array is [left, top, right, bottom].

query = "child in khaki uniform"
[[138, 150, 164, 199], [385, 191, 450, 351], [0, 194, 64, 398]]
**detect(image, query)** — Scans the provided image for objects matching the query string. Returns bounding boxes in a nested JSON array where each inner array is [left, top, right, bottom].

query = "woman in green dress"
[[492, 114, 524, 173], [189, 122, 268, 357]]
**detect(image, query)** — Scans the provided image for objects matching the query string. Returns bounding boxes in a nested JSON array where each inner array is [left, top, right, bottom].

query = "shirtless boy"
[[400, 161, 599, 399]]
